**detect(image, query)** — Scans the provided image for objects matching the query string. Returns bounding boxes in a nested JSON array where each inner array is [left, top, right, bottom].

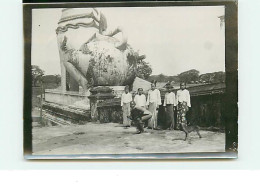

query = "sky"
[[31, 6, 225, 76]]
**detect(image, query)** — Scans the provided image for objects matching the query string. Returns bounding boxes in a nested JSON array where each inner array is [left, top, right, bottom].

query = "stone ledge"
[[43, 102, 91, 125], [45, 89, 88, 97]]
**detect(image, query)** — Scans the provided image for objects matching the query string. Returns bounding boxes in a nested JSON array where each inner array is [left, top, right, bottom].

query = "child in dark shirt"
[[128, 101, 152, 134]]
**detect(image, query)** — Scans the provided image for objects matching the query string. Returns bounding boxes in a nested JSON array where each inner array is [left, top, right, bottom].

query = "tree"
[[157, 73, 167, 82], [199, 71, 225, 84], [167, 75, 180, 83], [127, 51, 152, 80], [178, 69, 200, 83], [147, 74, 179, 83], [199, 73, 210, 83], [213, 71, 225, 83], [54, 74, 61, 85], [136, 60, 152, 79], [31, 65, 44, 87]]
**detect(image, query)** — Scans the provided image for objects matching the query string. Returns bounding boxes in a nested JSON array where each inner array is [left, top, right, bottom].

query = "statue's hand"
[[60, 36, 68, 52]]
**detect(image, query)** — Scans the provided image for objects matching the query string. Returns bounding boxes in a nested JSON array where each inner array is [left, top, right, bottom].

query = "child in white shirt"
[[134, 88, 146, 108]]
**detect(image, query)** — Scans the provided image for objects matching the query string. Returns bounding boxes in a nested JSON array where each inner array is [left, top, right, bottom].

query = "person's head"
[[130, 101, 136, 109], [180, 82, 186, 90], [151, 83, 155, 90], [138, 88, 143, 95], [165, 82, 173, 92], [125, 85, 129, 93], [167, 86, 173, 93]]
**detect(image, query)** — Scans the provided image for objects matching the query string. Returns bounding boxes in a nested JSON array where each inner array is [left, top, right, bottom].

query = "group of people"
[[120, 82, 191, 134]]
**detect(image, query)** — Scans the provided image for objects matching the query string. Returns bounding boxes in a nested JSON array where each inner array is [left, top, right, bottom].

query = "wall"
[[189, 94, 225, 128]]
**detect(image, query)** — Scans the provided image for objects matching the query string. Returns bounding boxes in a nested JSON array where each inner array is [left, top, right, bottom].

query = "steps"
[[42, 102, 91, 125]]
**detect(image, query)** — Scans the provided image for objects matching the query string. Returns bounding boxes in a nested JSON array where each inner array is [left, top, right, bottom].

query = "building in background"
[[159, 82, 226, 129]]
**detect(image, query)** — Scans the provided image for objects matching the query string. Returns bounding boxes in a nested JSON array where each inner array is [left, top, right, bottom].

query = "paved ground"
[[32, 122, 225, 155]]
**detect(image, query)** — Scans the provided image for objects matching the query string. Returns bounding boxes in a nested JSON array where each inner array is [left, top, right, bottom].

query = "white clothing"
[[134, 94, 146, 107], [146, 89, 161, 107], [163, 92, 176, 106], [121, 92, 132, 106], [176, 89, 191, 107]]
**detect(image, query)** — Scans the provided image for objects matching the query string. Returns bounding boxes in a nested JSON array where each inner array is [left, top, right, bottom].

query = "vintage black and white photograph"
[[24, 2, 238, 158]]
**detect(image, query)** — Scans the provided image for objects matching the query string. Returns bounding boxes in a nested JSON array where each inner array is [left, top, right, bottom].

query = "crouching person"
[[128, 101, 152, 134]]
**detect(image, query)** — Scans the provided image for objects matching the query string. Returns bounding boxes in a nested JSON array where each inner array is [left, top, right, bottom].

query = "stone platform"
[[42, 87, 123, 125], [42, 90, 91, 125], [44, 89, 90, 110]]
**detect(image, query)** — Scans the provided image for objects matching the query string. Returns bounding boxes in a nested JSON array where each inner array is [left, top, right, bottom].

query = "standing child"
[[134, 88, 146, 108], [121, 85, 132, 128]]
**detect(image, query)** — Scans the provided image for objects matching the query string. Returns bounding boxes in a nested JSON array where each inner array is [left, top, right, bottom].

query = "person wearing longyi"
[[176, 82, 191, 130], [146, 83, 161, 129], [121, 85, 132, 128], [163, 84, 176, 130]]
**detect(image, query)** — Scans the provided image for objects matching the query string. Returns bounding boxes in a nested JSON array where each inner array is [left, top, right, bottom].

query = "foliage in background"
[[148, 74, 180, 83], [31, 65, 44, 87], [31, 65, 62, 88], [127, 51, 152, 80], [136, 60, 152, 79], [178, 69, 200, 83], [148, 70, 225, 84], [42, 74, 61, 85], [199, 71, 225, 84]]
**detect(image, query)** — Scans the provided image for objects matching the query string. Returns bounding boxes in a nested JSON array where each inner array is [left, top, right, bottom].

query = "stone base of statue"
[[41, 86, 124, 125], [41, 90, 91, 126], [88, 86, 123, 123]]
